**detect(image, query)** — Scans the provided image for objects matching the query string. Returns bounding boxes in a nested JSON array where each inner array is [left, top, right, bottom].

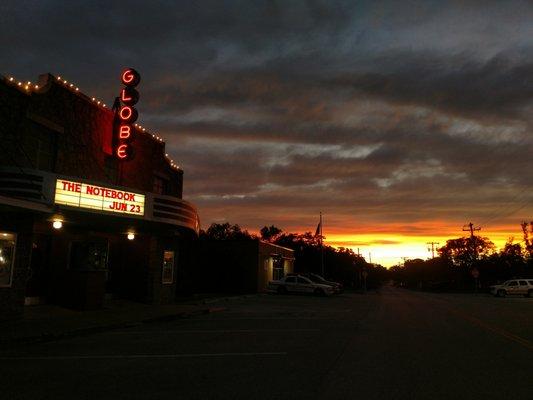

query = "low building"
[[0, 72, 199, 319], [191, 240, 294, 294]]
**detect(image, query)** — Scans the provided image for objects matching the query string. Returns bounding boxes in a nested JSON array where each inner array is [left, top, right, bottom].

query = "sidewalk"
[[0, 298, 227, 347]]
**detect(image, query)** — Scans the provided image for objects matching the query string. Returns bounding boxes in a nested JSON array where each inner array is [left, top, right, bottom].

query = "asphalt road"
[[1, 286, 532, 400]]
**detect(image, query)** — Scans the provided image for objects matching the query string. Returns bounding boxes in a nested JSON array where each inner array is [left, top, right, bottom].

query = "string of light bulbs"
[[3, 73, 181, 171]]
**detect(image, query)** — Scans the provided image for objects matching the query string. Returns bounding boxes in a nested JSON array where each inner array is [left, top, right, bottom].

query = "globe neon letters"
[[121, 69, 141, 87], [115, 68, 141, 160]]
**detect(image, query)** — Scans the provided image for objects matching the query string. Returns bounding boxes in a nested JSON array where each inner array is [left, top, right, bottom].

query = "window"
[[153, 176, 169, 195], [519, 281, 528, 286], [0, 232, 17, 287], [162, 250, 175, 284], [297, 277, 311, 284], [272, 256, 284, 281], [285, 276, 296, 283], [507, 281, 518, 286]]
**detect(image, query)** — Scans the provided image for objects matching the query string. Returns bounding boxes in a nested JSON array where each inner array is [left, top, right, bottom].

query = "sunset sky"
[[1, 1, 532, 266]]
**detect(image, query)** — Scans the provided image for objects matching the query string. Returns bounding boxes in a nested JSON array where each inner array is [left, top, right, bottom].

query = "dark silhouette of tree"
[[500, 239, 523, 263], [521, 221, 533, 259], [200, 223, 255, 240], [201, 223, 387, 289], [391, 233, 533, 292], [267, 231, 384, 288], [438, 236, 495, 267], [260, 225, 283, 242]]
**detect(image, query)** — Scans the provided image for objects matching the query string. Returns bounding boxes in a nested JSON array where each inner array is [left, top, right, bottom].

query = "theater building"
[[0, 71, 199, 319]]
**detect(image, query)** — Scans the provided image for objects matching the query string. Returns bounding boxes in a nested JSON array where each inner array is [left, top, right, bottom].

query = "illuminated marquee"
[[115, 68, 141, 160], [54, 179, 145, 216]]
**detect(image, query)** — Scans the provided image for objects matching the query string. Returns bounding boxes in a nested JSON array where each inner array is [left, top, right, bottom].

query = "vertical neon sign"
[[115, 68, 140, 160]]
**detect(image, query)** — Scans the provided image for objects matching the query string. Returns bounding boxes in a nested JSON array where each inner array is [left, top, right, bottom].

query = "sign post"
[[471, 268, 480, 294], [362, 269, 368, 292]]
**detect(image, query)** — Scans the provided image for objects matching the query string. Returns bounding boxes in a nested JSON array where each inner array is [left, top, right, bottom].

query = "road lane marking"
[[109, 328, 320, 335], [446, 308, 533, 351], [202, 317, 340, 320], [0, 352, 288, 360]]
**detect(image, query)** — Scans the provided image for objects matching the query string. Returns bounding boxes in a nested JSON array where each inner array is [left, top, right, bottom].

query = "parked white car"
[[490, 279, 533, 297], [287, 272, 343, 293], [268, 275, 335, 296]]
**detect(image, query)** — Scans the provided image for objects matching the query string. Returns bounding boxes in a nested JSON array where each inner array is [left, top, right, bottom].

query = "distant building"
[[191, 240, 294, 294], [0, 72, 199, 318]]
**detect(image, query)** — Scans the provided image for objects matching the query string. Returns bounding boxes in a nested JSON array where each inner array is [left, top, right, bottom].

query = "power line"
[[481, 195, 533, 228], [478, 185, 533, 227]]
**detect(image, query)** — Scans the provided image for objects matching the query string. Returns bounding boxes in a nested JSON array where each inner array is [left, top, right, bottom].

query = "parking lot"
[[1, 286, 532, 400]]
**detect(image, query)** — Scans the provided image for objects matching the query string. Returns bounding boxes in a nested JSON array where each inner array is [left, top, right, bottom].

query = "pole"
[[320, 212, 324, 277], [356, 248, 360, 288], [463, 222, 481, 260], [426, 242, 439, 258]]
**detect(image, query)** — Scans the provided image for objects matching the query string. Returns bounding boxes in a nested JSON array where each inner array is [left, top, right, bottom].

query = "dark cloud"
[[329, 51, 533, 119], [1, 0, 532, 243]]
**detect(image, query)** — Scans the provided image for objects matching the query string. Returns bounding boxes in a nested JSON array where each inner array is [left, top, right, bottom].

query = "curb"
[[0, 306, 226, 348]]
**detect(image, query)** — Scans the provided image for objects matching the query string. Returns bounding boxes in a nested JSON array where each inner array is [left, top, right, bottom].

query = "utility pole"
[[463, 222, 481, 269], [426, 242, 439, 258], [463, 222, 481, 259], [320, 212, 324, 277], [463, 222, 481, 239], [368, 252, 372, 264]]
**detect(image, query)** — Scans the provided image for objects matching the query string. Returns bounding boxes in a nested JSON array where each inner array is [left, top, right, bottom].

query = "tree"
[[201, 223, 255, 240], [201, 222, 388, 289], [438, 236, 495, 267], [500, 239, 523, 262], [521, 222, 533, 258], [260, 225, 282, 242]]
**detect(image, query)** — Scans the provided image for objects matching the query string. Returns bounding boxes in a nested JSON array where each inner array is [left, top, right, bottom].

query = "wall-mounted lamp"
[[127, 232, 135, 240], [52, 219, 63, 229]]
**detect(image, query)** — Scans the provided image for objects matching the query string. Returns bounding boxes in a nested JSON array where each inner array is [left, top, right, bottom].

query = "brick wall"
[[0, 75, 183, 197]]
